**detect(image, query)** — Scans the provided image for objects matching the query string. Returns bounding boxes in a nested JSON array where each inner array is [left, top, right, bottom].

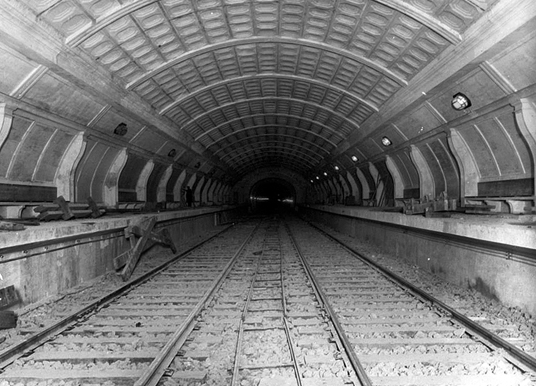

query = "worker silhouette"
[[186, 186, 193, 207]]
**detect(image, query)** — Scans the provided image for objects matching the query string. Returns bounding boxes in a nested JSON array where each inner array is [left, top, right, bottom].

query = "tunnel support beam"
[[410, 145, 435, 200], [514, 98, 536, 209], [0, 103, 13, 151]]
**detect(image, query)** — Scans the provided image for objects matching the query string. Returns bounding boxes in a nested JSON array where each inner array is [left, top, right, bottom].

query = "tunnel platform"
[[300, 204, 536, 316], [0, 206, 242, 310]]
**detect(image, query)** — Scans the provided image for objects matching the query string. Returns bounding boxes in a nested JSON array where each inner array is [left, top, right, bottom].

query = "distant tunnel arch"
[[249, 178, 296, 214]]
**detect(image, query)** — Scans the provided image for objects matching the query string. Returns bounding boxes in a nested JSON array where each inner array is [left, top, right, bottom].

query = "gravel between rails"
[[308, 219, 536, 359], [0, 229, 224, 352]]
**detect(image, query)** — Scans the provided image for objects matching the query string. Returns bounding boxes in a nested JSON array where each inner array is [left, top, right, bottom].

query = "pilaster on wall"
[[386, 155, 404, 199], [173, 170, 187, 203], [410, 145, 435, 199], [103, 148, 127, 206], [338, 174, 350, 198], [186, 174, 197, 203], [55, 132, 85, 201], [514, 98, 536, 205], [193, 176, 205, 203], [447, 128, 480, 199], [0, 103, 13, 150], [205, 179, 215, 203], [136, 159, 154, 202], [157, 165, 173, 203], [368, 162, 383, 206], [346, 171, 359, 201], [355, 167, 369, 200]]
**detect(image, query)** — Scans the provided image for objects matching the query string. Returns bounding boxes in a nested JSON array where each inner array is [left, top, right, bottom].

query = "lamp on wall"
[[113, 122, 128, 136], [451, 92, 471, 110], [381, 136, 392, 146]]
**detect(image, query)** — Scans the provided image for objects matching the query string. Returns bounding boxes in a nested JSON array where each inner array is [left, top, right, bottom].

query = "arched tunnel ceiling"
[[1, 0, 533, 187]]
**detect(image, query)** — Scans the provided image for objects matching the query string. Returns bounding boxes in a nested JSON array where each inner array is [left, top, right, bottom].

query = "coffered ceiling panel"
[[16, 0, 493, 181]]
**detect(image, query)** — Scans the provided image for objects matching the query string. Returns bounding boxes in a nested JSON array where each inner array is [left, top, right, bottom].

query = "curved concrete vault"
[[0, 0, 535, 211]]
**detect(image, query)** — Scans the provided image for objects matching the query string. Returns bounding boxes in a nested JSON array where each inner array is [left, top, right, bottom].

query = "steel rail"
[[0, 224, 234, 370], [230, 236, 265, 386], [284, 222, 374, 386], [137, 221, 263, 386], [306, 219, 536, 374], [279, 228, 305, 386], [271, 225, 303, 385]]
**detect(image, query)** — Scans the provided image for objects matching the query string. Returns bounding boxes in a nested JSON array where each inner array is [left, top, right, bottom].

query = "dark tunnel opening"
[[249, 178, 296, 215]]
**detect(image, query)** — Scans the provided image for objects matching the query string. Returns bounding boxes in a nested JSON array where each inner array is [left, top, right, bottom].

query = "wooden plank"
[[359, 352, 494, 364], [370, 374, 526, 386], [0, 311, 17, 329], [128, 226, 177, 253], [121, 217, 156, 281], [350, 337, 476, 346], [342, 316, 442, 325], [29, 350, 157, 361], [87, 196, 104, 218], [0, 369, 142, 380], [51, 336, 168, 345], [113, 240, 156, 270], [0, 285, 18, 308], [0, 183, 56, 202], [54, 196, 74, 220], [0, 221, 25, 231], [344, 324, 455, 333]]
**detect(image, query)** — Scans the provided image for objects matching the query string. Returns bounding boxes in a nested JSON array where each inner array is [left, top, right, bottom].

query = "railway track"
[[287, 218, 536, 386], [0, 216, 534, 386], [0, 221, 259, 385]]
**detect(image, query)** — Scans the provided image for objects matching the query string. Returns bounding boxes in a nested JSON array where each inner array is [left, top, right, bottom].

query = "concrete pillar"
[[339, 174, 350, 198], [355, 167, 369, 201], [0, 103, 13, 151], [103, 148, 127, 206], [55, 132, 85, 201], [136, 159, 154, 202], [173, 170, 187, 202], [514, 99, 536, 207], [193, 176, 205, 204], [207, 179, 217, 203], [346, 171, 358, 198], [369, 162, 383, 206], [157, 165, 173, 203], [447, 128, 480, 199], [386, 155, 404, 199], [410, 145, 435, 199]]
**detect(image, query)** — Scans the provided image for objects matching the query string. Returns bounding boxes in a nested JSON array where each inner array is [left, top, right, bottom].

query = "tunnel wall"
[[300, 205, 536, 316], [0, 206, 241, 309]]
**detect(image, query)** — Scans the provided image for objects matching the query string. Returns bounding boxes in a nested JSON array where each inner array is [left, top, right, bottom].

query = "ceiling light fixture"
[[316, 176, 320, 180], [168, 149, 177, 157], [334, 165, 339, 171], [381, 136, 392, 146], [451, 92, 471, 110], [113, 122, 128, 136], [351, 155, 358, 162], [323, 172, 328, 176]]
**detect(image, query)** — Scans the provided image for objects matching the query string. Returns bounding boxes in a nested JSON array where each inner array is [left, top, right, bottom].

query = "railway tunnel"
[[0, 0, 535, 383]]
